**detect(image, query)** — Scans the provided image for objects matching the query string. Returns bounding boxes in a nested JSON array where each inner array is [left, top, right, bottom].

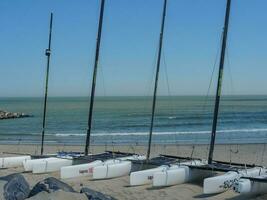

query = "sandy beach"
[[0, 143, 266, 200]]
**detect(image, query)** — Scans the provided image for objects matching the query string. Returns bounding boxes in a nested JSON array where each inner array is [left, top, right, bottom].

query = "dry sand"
[[0, 143, 267, 200]]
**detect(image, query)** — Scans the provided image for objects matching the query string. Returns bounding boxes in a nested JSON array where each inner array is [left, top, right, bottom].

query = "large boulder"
[[0, 173, 30, 200], [80, 187, 116, 200], [27, 191, 87, 200], [28, 177, 75, 197]]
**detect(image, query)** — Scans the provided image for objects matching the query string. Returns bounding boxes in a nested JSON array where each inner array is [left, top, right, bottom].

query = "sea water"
[[0, 96, 267, 145]]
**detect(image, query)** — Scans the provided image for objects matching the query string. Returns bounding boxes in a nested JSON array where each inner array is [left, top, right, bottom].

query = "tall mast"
[[85, 0, 105, 155], [41, 13, 53, 155], [208, 0, 231, 164], [146, 0, 168, 161]]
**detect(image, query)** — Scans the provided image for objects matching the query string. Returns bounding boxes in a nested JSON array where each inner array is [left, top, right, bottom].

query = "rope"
[[260, 142, 266, 166], [99, 62, 107, 97], [201, 32, 223, 158], [225, 45, 240, 162], [190, 145, 195, 159], [162, 48, 180, 154]]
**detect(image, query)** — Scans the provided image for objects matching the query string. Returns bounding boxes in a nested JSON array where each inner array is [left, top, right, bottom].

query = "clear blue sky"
[[0, 0, 267, 97]]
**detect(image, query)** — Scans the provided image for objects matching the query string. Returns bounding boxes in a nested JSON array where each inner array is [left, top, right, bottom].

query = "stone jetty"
[[0, 110, 31, 120]]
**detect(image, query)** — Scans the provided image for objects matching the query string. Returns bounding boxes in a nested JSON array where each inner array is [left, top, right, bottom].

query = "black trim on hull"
[[72, 151, 136, 165], [188, 163, 259, 173], [243, 177, 267, 183]]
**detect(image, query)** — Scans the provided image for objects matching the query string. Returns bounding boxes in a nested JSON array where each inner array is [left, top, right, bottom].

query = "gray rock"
[[27, 191, 88, 200], [80, 187, 116, 200], [0, 173, 30, 200], [0, 110, 31, 120], [28, 177, 75, 197]]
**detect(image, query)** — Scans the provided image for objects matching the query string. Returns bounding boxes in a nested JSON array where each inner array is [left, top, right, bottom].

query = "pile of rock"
[[0, 110, 31, 120], [0, 174, 116, 200]]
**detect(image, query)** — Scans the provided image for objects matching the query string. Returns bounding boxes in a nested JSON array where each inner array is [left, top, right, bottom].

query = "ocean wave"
[[52, 128, 267, 137]]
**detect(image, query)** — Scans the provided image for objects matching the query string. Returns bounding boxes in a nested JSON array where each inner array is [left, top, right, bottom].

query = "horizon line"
[[1, 94, 267, 98]]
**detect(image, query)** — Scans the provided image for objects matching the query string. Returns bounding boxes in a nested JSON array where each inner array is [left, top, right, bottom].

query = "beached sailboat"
[[169, 0, 267, 195], [60, 0, 145, 179], [151, 0, 235, 188], [21, 13, 90, 173], [61, 152, 145, 179], [133, 0, 267, 190], [0, 13, 83, 170], [129, 0, 207, 186]]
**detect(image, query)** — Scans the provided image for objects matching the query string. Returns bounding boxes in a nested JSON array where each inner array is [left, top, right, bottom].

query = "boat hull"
[[32, 158, 73, 174], [60, 154, 145, 179], [130, 166, 169, 186], [60, 160, 103, 179], [153, 161, 209, 187], [93, 160, 132, 179], [23, 157, 59, 172], [234, 177, 267, 194], [0, 156, 31, 169], [204, 167, 263, 194]]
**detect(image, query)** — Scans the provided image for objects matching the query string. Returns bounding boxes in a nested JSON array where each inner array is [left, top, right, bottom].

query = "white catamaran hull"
[[23, 157, 59, 172], [130, 166, 170, 186], [32, 158, 73, 174], [60, 160, 103, 179], [0, 156, 31, 169], [60, 155, 145, 179], [130, 160, 204, 186], [234, 176, 267, 194], [203, 167, 263, 194], [93, 160, 132, 179], [153, 160, 208, 187]]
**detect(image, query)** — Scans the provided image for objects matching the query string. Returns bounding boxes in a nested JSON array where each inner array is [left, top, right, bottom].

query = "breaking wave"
[[53, 128, 267, 137]]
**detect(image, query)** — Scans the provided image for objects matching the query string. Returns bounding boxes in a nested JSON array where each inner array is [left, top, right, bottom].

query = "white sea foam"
[[53, 128, 267, 137]]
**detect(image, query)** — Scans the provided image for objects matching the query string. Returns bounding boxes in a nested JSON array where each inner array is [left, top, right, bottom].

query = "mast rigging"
[[146, 0, 168, 161], [208, 0, 231, 164], [85, 0, 105, 155], [41, 12, 53, 155]]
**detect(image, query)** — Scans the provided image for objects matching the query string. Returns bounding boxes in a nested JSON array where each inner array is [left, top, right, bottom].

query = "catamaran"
[[150, 0, 235, 188], [131, 0, 267, 190], [166, 0, 267, 195], [0, 13, 84, 170], [59, 0, 145, 179], [129, 0, 207, 186]]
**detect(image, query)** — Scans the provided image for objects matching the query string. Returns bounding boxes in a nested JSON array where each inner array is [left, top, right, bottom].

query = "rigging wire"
[[202, 33, 223, 159], [225, 44, 240, 162], [99, 62, 107, 97], [142, 44, 160, 153], [260, 142, 266, 166], [162, 48, 180, 151]]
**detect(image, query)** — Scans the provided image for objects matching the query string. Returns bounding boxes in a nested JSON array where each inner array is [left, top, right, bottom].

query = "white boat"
[[92, 155, 146, 180], [0, 156, 31, 169], [130, 160, 205, 186], [60, 160, 103, 179], [60, 154, 145, 179], [32, 158, 73, 174], [130, 165, 170, 186], [23, 157, 59, 172], [233, 168, 267, 194], [93, 160, 132, 179], [152, 160, 209, 187], [233, 175, 267, 194], [203, 167, 263, 194]]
